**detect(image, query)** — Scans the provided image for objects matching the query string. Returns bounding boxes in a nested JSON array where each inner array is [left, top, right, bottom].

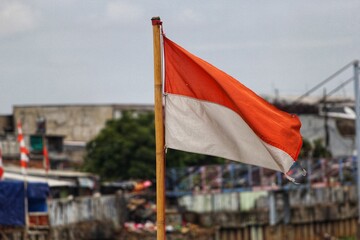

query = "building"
[[270, 95, 355, 157], [0, 98, 356, 171], [0, 104, 153, 170]]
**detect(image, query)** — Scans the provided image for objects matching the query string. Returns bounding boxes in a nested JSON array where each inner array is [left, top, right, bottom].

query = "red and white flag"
[[164, 37, 302, 174], [17, 121, 29, 173], [0, 147, 4, 179]]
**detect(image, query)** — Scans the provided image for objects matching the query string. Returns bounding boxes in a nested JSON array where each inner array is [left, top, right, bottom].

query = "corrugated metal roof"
[[4, 166, 95, 178]]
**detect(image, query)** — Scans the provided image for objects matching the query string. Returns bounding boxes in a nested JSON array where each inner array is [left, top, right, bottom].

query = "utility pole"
[[353, 60, 360, 236]]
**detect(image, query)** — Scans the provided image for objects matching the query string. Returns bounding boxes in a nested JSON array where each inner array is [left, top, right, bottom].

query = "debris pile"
[[127, 197, 156, 223], [101, 180, 152, 194], [123, 197, 216, 239]]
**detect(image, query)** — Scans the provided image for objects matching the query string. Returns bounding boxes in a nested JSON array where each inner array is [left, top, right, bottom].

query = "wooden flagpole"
[[151, 16, 166, 240]]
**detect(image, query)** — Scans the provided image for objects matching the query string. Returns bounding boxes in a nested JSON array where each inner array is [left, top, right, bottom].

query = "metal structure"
[[353, 61, 360, 224]]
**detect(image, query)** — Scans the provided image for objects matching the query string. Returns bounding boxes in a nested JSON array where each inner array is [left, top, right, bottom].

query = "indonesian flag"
[[164, 37, 302, 174], [17, 121, 29, 171], [0, 147, 3, 179]]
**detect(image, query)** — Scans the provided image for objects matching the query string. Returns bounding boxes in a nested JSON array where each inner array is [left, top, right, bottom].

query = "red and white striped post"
[[17, 121, 29, 174], [17, 120, 30, 238]]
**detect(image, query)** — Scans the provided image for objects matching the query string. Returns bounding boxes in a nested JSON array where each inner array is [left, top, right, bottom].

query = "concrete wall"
[[0, 115, 12, 134], [13, 104, 154, 143], [13, 105, 114, 142], [299, 115, 354, 157], [2, 104, 153, 165]]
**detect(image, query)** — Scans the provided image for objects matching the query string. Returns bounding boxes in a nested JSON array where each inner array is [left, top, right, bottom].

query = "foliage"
[[298, 138, 312, 159], [299, 138, 332, 159], [312, 138, 332, 158], [83, 111, 223, 181]]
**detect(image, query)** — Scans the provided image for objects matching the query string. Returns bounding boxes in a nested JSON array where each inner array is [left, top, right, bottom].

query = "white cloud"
[[105, 1, 143, 24], [278, 38, 354, 49], [0, 1, 38, 37], [192, 37, 354, 52], [173, 8, 205, 26]]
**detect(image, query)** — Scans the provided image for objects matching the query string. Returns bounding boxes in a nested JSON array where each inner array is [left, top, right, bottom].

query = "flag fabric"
[[0, 147, 4, 179], [43, 144, 49, 172], [163, 37, 302, 174], [17, 121, 29, 172]]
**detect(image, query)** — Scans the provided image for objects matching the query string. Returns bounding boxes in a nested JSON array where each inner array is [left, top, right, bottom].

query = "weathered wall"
[[13, 105, 114, 142], [13, 104, 154, 143], [4, 104, 152, 165], [217, 220, 357, 240], [0, 115, 12, 134], [299, 115, 354, 157], [179, 186, 358, 224], [48, 193, 126, 240], [179, 186, 358, 240]]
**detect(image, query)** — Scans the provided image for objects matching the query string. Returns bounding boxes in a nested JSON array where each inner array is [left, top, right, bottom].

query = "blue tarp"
[[27, 182, 49, 199], [27, 182, 49, 212], [28, 198, 48, 212], [0, 181, 25, 226], [0, 180, 49, 226]]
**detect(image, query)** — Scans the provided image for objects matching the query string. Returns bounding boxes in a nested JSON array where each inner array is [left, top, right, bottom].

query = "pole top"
[[151, 16, 162, 26], [354, 60, 359, 67]]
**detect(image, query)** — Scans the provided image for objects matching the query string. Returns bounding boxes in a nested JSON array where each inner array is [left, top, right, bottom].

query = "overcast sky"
[[0, 0, 359, 114]]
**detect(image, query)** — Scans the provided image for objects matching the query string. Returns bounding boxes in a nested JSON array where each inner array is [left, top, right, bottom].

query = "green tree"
[[299, 138, 312, 159], [298, 138, 333, 159], [312, 138, 332, 158], [83, 111, 223, 181], [83, 111, 156, 180]]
